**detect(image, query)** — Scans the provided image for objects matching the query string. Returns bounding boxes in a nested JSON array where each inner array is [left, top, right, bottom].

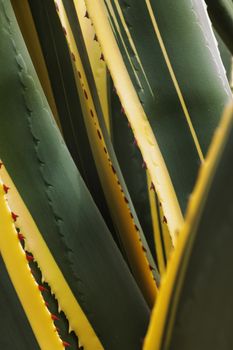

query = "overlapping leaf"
[[0, 1, 150, 349]]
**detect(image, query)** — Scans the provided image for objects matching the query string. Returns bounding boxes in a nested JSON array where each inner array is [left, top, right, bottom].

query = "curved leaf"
[[84, 0, 232, 241], [12, 0, 117, 241], [52, 0, 159, 306], [144, 103, 233, 350], [0, 1, 150, 349], [0, 255, 40, 349], [110, 75, 173, 273]]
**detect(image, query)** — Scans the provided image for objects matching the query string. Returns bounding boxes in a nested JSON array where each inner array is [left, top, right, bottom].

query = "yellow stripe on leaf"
[[0, 164, 104, 350], [0, 177, 64, 349], [84, 0, 183, 243], [143, 103, 233, 350], [145, 0, 204, 163], [56, 0, 158, 307], [73, 0, 111, 135], [11, 0, 61, 130]]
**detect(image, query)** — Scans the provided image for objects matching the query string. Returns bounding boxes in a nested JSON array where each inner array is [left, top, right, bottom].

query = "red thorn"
[[0, 162, 3, 168], [38, 285, 48, 292], [97, 129, 102, 140], [111, 165, 116, 174], [51, 314, 60, 321], [55, 327, 60, 332], [163, 216, 167, 224], [26, 254, 34, 262], [44, 301, 49, 307], [149, 264, 154, 271], [63, 341, 71, 347], [84, 11, 89, 18], [121, 106, 125, 114], [54, 2, 59, 11], [100, 53, 105, 61], [94, 34, 98, 41], [83, 89, 88, 100], [11, 212, 18, 222], [142, 161, 147, 170], [150, 182, 155, 191], [18, 233, 25, 241], [128, 122, 131, 128], [62, 27, 67, 36], [71, 52, 76, 62], [3, 184, 10, 193]]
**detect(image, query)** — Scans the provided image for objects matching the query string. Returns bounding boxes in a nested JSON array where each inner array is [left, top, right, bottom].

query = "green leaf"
[[84, 0, 232, 240], [144, 104, 233, 350], [0, 1, 150, 349], [13, 0, 118, 241], [214, 30, 232, 84], [109, 75, 172, 273], [0, 255, 40, 349], [206, 0, 233, 54], [43, 0, 159, 306]]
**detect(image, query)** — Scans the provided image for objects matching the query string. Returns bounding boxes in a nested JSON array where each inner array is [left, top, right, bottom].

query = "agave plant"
[[0, 0, 232, 349]]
